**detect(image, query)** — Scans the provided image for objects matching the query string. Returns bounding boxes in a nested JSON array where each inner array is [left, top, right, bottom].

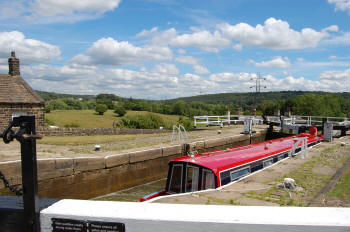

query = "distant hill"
[[36, 90, 95, 101], [167, 91, 350, 105], [36, 90, 350, 106]]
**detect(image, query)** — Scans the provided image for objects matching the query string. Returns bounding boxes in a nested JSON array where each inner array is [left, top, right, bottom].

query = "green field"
[[45, 110, 181, 128]]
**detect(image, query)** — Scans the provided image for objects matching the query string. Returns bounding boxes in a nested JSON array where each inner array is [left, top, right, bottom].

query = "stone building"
[[0, 52, 45, 131]]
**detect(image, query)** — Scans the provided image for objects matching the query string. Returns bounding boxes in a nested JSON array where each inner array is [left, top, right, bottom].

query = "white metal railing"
[[193, 115, 263, 127], [289, 137, 307, 158], [269, 115, 350, 126], [171, 125, 188, 144]]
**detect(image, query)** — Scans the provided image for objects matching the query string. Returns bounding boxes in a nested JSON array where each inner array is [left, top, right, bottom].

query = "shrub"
[[63, 122, 80, 128], [44, 118, 55, 127], [117, 113, 165, 129], [95, 104, 108, 115], [114, 106, 126, 117], [178, 116, 194, 131], [46, 99, 70, 110], [45, 105, 52, 113]]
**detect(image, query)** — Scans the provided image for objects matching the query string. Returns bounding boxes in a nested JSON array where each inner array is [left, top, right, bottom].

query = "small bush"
[[114, 106, 126, 117], [63, 122, 80, 128], [44, 118, 55, 127], [117, 113, 165, 129], [95, 104, 108, 115], [178, 116, 194, 131], [45, 105, 52, 113]]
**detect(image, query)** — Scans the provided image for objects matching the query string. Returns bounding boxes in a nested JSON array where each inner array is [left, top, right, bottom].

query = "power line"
[[250, 72, 267, 105]]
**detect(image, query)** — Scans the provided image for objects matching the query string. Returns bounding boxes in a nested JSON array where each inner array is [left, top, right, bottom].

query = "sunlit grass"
[[45, 110, 181, 128], [330, 167, 350, 201]]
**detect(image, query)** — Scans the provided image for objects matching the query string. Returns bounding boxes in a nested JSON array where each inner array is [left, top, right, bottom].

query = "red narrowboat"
[[140, 133, 322, 202]]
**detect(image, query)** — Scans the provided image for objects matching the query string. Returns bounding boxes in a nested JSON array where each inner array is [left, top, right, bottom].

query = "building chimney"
[[8, 51, 20, 76]]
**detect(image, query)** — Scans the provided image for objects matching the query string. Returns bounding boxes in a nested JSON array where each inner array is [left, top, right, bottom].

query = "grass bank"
[[329, 166, 350, 201], [45, 110, 181, 128]]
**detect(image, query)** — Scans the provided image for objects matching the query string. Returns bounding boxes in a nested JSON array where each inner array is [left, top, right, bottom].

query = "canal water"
[[93, 179, 166, 202]]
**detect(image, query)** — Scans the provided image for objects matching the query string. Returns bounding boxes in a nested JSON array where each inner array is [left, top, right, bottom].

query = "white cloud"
[[320, 68, 350, 80], [0, 0, 121, 23], [148, 18, 336, 52], [136, 27, 158, 37], [170, 30, 231, 52], [233, 44, 242, 51], [151, 28, 230, 52], [193, 64, 210, 75], [152, 63, 179, 75], [151, 28, 178, 46], [177, 49, 186, 54], [324, 31, 350, 45], [0, 31, 60, 64], [175, 56, 210, 74], [295, 58, 350, 67], [21, 62, 350, 99], [70, 37, 172, 66], [250, 56, 291, 68], [328, 0, 350, 14], [218, 17, 335, 50], [31, 0, 120, 17]]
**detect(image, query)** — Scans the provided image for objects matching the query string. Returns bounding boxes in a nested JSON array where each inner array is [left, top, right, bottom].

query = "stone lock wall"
[[0, 103, 45, 131], [0, 130, 267, 199]]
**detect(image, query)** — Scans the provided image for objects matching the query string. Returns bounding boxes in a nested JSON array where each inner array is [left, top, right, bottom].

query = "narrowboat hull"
[[139, 133, 322, 202]]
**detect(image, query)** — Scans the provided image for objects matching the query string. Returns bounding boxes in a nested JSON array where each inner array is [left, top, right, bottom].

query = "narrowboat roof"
[[171, 133, 321, 173]]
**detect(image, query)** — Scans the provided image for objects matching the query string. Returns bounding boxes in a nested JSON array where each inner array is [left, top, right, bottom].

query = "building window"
[[230, 167, 250, 181]]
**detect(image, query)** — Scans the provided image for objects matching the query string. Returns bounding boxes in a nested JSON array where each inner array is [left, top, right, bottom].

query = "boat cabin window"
[[186, 165, 199, 192], [263, 159, 273, 168], [202, 169, 215, 190], [169, 164, 183, 193], [230, 167, 250, 181], [278, 154, 285, 161]]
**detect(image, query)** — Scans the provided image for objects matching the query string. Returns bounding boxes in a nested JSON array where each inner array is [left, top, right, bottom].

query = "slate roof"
[[0, 74, 44, 104]]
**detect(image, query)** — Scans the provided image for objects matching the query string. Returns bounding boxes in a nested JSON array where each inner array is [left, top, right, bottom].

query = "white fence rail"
[[194, 115, 263, 127], [268, 115, 350, 126]]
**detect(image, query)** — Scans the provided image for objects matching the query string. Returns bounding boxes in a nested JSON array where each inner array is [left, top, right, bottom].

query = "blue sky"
[[0, 0, 349, 99]]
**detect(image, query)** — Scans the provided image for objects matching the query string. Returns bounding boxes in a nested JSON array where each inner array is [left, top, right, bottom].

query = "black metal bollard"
[[1, 116, 41, 232]]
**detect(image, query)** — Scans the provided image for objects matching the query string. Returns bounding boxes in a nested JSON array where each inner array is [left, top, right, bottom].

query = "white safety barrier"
[[170, 125, 188, 144], [194, 115, 263, 127], [289, 137, 307, 158], [40, 200, 350, 232]]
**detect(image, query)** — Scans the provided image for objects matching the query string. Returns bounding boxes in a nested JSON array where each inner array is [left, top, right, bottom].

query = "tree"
[[114, 106, 126, 117], [95, 104, 108, 115]]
